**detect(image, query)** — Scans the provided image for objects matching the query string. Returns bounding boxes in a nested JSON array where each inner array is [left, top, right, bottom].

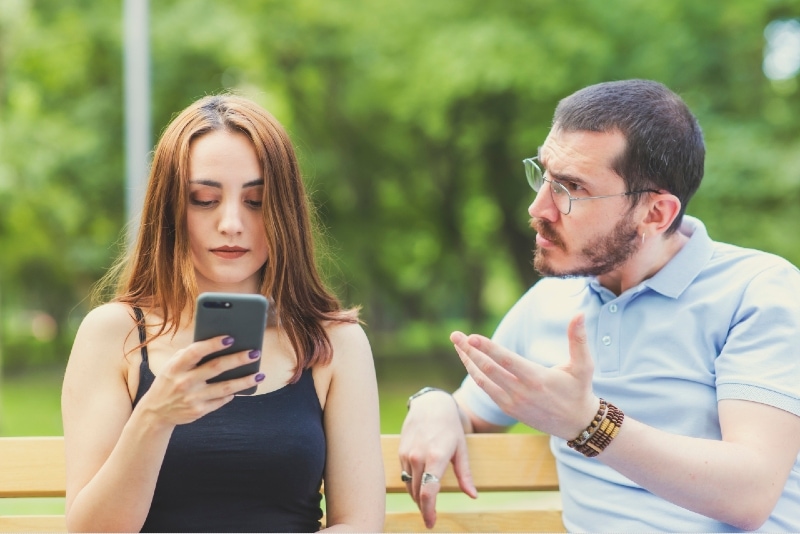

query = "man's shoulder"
[[709, 240, 799, 279]]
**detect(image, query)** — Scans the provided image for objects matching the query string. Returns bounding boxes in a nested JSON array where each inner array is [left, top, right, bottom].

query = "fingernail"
[[248, 350, 261, 359], [222, 336, 234, 346], [255, 373, 265, 382]]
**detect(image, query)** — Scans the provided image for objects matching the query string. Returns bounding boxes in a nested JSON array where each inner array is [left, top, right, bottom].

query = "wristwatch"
[[406, 386, 450, 410]]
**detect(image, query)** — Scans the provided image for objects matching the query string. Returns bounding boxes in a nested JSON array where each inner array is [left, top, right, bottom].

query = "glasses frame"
[[523, 156, 660, 215]]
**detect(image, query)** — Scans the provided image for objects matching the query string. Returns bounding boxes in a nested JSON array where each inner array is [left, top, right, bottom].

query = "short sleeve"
[[457, 289, 537, 427], [715, 261, 800, 416]]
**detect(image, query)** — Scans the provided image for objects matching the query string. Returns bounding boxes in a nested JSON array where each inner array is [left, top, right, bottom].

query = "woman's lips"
[[211, 247, 248, 259]]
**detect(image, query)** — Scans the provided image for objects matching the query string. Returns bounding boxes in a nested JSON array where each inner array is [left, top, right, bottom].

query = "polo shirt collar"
[[641, 215, 714, 298], [588, 215, 714, 300]]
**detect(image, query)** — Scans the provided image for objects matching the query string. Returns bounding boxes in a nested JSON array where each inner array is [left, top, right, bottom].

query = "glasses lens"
[[550, 180, 571, 214], [523, 158, 543, 191]]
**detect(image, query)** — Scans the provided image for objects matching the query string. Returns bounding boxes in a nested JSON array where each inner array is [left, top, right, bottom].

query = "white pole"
[[123, 0, 151, 248], [0, 282, 4, 430]]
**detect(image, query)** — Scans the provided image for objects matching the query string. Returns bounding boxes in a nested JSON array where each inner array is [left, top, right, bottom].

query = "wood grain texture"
[[0, 433, 563, 532]]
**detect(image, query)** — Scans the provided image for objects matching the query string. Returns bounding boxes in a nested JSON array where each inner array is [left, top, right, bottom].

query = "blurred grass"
[[0, 358, 540, 516], [0, 367, 64, 436]]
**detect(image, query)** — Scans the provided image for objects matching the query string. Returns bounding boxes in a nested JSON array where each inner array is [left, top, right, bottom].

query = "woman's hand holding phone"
[[139, 336, 265, 428], [137, 293, 268, 427]]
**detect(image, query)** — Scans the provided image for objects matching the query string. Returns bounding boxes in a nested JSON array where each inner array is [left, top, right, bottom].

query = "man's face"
[[528, 128, 642, 278]]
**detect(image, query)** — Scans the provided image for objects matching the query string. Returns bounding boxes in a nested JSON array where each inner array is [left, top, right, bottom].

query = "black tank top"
[[131, 308, 325, 532]]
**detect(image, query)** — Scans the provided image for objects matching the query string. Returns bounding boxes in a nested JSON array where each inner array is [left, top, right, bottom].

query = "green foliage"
[[1, 0, 799, 371]]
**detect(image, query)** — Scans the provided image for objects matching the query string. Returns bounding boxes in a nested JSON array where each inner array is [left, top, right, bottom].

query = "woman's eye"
[[190, 198, 214, 207], [245, 199, 263, 209]]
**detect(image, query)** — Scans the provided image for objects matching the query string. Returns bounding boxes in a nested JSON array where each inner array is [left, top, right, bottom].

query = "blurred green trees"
[[1, 0, 799, 372]]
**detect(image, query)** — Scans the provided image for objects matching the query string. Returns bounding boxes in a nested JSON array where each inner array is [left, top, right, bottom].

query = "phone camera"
[[203, 300, 233, 309]]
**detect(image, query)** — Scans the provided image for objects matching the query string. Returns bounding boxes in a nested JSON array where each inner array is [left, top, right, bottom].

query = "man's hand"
[[398, 390, 477, 529], [450, 313, 598, 439]]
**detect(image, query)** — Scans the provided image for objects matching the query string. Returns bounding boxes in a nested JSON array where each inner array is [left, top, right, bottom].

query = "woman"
[[61, 94, 385, 532]]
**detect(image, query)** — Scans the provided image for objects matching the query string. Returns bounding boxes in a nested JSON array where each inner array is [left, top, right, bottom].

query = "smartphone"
[[193, 292, 268, 395]]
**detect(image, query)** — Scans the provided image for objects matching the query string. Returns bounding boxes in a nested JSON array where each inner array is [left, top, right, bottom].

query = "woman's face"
[[186, 129, 269, 294]]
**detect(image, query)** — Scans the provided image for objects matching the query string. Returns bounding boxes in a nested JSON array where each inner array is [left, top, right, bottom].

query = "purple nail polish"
[[248, 350, 261, 360], [255, 373, 266, 382], [222, 336, 234, 346]]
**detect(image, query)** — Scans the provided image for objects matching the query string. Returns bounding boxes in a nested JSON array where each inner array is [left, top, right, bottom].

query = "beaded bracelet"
[[567, 399, 624, 458]]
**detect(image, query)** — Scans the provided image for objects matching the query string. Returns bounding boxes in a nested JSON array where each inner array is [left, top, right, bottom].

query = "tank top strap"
[[132, 306, 149, 364], [132, 307, 155, 407]]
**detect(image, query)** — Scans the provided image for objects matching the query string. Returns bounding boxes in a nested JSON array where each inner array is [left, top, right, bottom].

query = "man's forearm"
[[598, 404, 800, 530]]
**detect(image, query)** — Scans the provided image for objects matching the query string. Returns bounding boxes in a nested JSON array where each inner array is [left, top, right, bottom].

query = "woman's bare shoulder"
[[325, 320, 369, 346], [323, 321, 374, 370], [72, 302, 140, 355], [78, 302, 138, 332]]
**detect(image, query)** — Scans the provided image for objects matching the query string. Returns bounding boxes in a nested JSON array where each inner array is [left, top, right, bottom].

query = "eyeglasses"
[[523, 156, 660, 215]]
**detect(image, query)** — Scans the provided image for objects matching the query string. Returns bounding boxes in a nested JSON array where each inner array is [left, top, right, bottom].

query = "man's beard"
[[532, 213, 640, 278]]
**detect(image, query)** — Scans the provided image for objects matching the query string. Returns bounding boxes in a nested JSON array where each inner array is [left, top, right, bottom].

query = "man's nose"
[[528, 186, 559, 221]]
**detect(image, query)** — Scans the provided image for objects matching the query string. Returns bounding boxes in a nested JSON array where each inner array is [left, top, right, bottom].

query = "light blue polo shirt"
[[459, 216, 800, 531]]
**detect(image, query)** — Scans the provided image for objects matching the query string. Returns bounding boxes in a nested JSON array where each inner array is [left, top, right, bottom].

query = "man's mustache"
[[531, 218, 565, 249]]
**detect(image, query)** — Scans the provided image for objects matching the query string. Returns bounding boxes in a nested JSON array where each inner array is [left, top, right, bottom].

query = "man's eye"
[[564, 181, 584, 193]]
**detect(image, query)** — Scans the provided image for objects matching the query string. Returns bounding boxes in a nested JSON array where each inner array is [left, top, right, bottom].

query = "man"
[[398, 79, 800, 531]]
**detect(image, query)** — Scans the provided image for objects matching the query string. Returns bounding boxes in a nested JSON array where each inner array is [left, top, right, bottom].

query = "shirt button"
[[609, 304, 618, 313], [602, 335, 612, 346]]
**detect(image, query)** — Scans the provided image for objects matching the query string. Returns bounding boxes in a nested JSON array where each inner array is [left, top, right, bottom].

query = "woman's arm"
[[62, 303, 172, 532], [319, 323, 385, 531], [62, 303, 264, 532]]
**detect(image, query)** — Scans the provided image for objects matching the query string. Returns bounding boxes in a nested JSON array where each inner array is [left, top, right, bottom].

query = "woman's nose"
[[218, 202, 244, 235]]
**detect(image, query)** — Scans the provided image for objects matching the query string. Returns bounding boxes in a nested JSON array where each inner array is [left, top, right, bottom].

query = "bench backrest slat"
[[0, 516, 67, 533], [383, 510, 565, 533], [0, 434, 562, 532], [0, 437, 66, 498], [382, 433, 558, 492]]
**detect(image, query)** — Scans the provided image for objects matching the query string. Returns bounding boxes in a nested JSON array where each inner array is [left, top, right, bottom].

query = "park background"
[[0, 0, 799, 517]]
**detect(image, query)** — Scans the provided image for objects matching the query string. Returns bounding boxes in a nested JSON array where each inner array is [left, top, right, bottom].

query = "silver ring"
[[421, 472, 440, 486], [400, 470, 412, 483]]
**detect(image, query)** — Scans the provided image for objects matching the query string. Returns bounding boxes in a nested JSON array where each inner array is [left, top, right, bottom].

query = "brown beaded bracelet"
[[567, 399, 624, 458], [567, 399, 608, 447]]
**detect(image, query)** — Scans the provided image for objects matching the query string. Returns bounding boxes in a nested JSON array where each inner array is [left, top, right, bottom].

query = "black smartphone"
[[193, 292, 268, 395]]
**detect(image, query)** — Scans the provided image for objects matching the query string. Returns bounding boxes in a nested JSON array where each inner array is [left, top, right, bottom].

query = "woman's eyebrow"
[[188, 179, 264, 188], [189, 179, 222, 188]]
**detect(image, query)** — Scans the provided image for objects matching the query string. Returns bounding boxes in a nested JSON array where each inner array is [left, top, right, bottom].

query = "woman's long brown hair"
[[96, 94, 357, 382]]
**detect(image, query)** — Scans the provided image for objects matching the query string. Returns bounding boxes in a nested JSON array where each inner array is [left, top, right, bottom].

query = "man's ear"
[[641, 193, 682, 236]]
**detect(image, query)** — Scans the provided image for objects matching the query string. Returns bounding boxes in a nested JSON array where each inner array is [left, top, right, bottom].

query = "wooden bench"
[[0, 434, 563, 532]]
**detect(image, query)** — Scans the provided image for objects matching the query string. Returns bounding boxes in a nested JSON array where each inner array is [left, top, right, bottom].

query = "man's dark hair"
[[553, 79, 704, 233]]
